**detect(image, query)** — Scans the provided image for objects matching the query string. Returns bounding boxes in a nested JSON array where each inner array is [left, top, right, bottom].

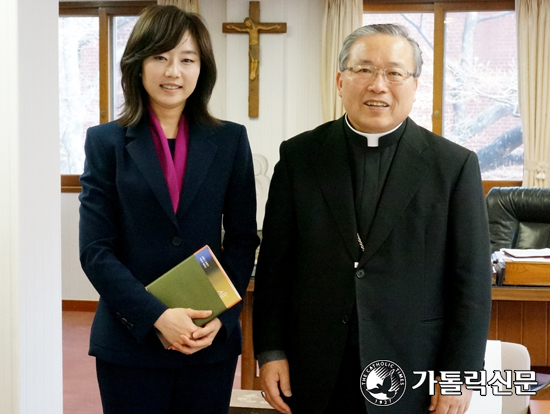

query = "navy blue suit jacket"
[[79, 116, 259, 368]]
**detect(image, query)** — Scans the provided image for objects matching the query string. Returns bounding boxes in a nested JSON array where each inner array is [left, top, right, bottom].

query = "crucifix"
[[223, 1, 287, 118]]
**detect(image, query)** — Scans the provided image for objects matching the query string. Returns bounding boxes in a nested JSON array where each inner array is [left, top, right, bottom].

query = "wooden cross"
[[223, 1, 287, 118]]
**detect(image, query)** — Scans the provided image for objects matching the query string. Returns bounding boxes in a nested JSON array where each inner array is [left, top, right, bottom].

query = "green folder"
[[146, 245, 241, 328]]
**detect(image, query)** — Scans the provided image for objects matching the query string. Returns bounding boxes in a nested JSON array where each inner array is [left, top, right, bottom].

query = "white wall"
[[62, 0, 325, 300], [0, 0, 63, 411], [219, 0, 324, 177], [62, 193, 99, 300]]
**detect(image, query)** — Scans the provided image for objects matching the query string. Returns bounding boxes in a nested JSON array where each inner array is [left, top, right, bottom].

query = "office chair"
[[501, 341, 531, 414], [486, 187, 550, 252]]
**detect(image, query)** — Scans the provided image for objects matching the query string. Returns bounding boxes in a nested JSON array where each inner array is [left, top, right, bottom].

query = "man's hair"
[[338, 24, 423, 77], [118, 5, 220, 127]]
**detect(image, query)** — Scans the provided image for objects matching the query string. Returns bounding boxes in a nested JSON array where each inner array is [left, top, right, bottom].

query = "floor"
[[63, 311, 242, 414], [63, 311, 100, 413], [63, 310, 550, 413]]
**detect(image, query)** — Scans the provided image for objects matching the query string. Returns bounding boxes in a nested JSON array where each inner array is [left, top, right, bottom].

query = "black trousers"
[[324, 307, 368, 414], [96, 356, 238, 414]]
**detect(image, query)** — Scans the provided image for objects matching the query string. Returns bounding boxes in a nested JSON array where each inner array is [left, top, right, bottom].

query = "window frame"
[[60, 1, 521, 192], [363, 0, 522, 189], [59, 1, 154, 192]]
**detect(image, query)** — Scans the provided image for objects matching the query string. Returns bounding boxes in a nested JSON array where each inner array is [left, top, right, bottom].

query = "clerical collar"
[[345, 114, 403, 148]]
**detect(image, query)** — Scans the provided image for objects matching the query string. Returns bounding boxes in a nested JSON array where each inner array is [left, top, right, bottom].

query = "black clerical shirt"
[[344, 117, 407, 243]]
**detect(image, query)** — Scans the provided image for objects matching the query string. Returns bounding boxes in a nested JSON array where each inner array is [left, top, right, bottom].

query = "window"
[[363, 12, 434, 132], [59, 2, 154, 191], [443, 10, 521, 180], [112, 16, 140, 119], [364, 1, 522, 180], [59, 16, 99, 175]]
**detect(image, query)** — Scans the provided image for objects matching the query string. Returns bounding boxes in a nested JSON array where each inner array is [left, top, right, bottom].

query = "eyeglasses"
[[342, 64, 416, 84]]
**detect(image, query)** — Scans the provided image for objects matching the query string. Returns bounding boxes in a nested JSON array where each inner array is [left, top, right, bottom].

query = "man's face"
[[336, 34, 418, 133]]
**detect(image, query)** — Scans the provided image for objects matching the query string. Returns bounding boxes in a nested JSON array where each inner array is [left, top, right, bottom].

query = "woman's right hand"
[[153, 308, 212, 353]]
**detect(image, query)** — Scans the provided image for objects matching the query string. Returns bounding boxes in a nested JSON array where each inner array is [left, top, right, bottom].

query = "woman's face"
[[142, 31, 201, 116]]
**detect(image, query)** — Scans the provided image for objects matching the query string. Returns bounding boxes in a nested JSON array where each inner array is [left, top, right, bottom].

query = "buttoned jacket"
[[253, 116, 492, 413], [79, 116, 259, 368]]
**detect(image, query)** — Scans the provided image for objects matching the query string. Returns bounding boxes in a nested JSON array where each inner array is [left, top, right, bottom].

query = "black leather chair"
[[486, 187, 550, 252]]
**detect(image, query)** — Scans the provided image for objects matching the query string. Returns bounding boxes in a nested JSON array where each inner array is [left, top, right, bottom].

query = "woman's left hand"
[[169, 318, 223, 355]]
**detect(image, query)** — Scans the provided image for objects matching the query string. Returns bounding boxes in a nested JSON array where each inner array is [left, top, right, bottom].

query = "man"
[[253, 24, 492, 414]]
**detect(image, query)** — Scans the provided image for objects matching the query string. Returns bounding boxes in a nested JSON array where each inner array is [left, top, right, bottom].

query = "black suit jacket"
[[253, 117, 492, 413], [79, 116, 259, 369]]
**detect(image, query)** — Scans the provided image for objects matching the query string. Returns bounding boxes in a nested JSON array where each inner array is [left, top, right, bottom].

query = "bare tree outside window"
[[113, 16, 139, 119], [59, 17, 99, 174], [59, 15, 139, 175], [444, 11, 522, 180], [363, 11, 522, 180]]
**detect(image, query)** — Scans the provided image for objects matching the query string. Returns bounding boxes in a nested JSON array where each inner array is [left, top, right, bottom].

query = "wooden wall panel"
[[523, 302, 548, 366], [490, 298, 550, 368], [496, 301, 523, 344], [547, 312, 550, 369]]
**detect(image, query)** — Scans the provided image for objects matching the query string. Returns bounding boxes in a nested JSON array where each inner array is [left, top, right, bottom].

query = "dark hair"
[[118, 5, 220, 127], [339, 24, 423, 78]]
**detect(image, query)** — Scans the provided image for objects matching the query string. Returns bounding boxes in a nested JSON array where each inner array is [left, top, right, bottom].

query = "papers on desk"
[[501, 248, 550, 261], [229, 389, 273, 410]]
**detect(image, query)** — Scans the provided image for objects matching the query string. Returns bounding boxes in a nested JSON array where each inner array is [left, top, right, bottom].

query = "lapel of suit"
[[358, 118, 429, 267], [176, 122, 218, 219], [312, 118, 360, 260], [125, 118, 177, 224]]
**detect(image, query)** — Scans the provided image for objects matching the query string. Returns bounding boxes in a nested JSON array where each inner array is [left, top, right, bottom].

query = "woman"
[[79, 6, 259, 413]]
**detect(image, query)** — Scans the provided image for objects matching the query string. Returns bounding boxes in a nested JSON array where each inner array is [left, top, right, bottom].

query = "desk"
[[499, 260, 550, 287], [490, 286, 550, 367]]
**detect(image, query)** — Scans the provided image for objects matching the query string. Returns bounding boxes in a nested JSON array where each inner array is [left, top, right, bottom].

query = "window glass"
[[363, 13, 434, 131], [112, 16, 139, 119], [59, 17, 99, 174], [443, 11, 522, 179]]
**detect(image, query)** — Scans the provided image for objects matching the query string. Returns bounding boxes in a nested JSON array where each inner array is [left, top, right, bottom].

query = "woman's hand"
[[153, 308, 212, 349], [170, 318, 224, 355]]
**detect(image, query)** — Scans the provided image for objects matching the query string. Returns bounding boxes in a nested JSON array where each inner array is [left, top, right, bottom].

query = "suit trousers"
[[96, 356, 238, 414], [324, 309, 368, 414]]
